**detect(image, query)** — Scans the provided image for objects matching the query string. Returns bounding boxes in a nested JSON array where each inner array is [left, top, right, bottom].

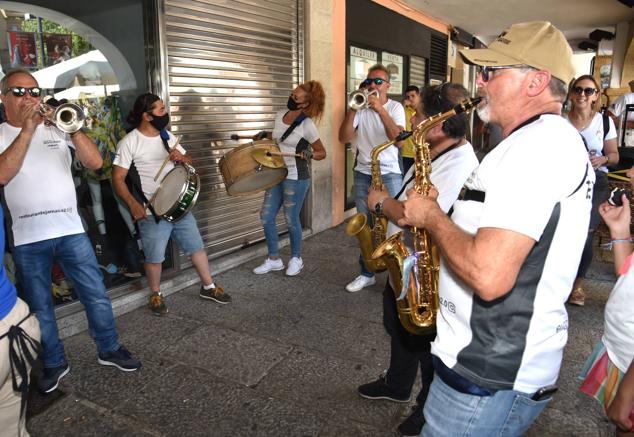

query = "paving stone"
[[28, 395, 155, 437], [240, 300, 391, 365], [59, 351, 174, 411], [162, 324, 292, 387], [117, 364, 324, 436], [256, 347, 401, 430]]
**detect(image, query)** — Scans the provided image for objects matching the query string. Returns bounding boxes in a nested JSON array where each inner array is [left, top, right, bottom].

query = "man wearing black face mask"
[[113, 93, 231, 316]]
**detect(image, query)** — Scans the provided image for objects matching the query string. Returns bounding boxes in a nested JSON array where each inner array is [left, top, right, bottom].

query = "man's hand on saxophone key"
[[398, 187, 439, 228]]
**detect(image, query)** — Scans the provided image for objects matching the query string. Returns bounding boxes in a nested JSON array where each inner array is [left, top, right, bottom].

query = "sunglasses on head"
[[6, 86, 42, 98], [572, 86, 597, 97], [361, 77, 388, 87], [479, 65, 526, 82]]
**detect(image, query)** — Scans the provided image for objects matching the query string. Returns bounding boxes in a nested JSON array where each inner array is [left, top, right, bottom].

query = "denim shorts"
[[137, 212, 204, 263]]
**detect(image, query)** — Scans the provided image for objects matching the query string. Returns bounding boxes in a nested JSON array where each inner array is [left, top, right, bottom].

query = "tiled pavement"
[[25, 225, 618, 436]]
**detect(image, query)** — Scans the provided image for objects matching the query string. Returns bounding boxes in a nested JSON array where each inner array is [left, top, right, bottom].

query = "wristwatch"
[[375, 197, 387, 215]]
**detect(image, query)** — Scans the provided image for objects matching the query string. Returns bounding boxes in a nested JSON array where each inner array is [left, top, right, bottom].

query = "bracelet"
[[605, 155, 609, 165], [603, 237, 633, 250]]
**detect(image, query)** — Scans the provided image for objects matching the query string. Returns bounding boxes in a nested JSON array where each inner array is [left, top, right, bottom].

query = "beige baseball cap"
[[460, 21, 575, 85]]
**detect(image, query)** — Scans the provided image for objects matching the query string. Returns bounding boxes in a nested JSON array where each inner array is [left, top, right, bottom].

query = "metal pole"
[[37, 16, 45, 68]]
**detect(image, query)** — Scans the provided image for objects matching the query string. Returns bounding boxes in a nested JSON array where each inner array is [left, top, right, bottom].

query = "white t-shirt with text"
[[433, 114, 594, 394], [352, 99, 405, 175], [0, 123, 83, 246]]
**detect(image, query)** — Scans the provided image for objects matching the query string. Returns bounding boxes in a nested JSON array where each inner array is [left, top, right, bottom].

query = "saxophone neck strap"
[[394, 140, 461, 200]]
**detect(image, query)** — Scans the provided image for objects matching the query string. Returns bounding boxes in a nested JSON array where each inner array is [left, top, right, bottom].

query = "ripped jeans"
[[260, 178, 311, 258]]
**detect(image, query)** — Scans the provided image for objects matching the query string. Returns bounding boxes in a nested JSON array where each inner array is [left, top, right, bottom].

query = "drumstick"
[[231, 134, 253, 140], [153, 136, 181, 182], [265, 150, 302, 158]]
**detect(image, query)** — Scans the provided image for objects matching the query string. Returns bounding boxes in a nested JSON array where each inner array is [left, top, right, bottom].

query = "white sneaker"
[[253, 258, 284, 274], [346, 275, 376, 292], [286, 257, 303, 276]]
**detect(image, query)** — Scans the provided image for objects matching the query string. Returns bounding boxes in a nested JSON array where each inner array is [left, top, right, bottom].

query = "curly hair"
[[299, 80, 325, 121]]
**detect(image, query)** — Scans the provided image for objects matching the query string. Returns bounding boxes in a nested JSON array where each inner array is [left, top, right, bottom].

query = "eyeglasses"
[[361, 77, 388, 87], [479, 65, 526, 82], [572, 86, 597, 97], [5, 86, 42, 98]]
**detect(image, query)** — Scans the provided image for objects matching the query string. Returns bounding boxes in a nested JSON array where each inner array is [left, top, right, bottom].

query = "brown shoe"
[[148, 292, 168, 315], [568, 287, 585, 306], [199, 285, 231, 305]]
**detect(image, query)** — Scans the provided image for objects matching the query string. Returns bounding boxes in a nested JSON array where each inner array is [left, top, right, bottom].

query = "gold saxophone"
[[345, 133, 411, 273], [371, 98, 481, 335]]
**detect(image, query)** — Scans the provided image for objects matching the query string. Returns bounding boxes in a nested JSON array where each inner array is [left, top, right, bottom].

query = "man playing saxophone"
[[399, 22, 594, 436], [338, 64, 405, 293], [360, 83, 479, 436]]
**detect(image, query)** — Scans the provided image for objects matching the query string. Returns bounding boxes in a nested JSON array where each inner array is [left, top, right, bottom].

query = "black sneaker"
[[357, 375, 410, 403], [38, 362, 70, 394], [398, 404, 425, 436], [98, 346, 141, 372], [199, 285, 232, 305]]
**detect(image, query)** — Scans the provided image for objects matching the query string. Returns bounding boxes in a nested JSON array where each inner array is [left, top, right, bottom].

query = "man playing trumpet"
[[0, 69, 141, 394], [339, 64, 405, 293]]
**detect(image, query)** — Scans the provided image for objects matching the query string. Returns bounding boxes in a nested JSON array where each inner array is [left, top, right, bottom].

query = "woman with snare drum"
[[112, 93, 231, 316], [566, 75, 619, 306], [252, 80, 326, 277]]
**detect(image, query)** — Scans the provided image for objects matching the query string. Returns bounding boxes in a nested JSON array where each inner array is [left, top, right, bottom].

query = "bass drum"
[[219, 140, 287, 196], [152, 163, 201, 222]]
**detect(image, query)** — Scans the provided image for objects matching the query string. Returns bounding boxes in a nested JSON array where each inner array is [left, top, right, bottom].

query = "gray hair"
[[515, 66, 567, 103], [0, 69, 37, 94]]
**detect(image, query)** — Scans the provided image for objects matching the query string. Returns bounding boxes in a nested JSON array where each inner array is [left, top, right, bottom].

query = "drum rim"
[[152, 163, 201, 222], [226, 167, 288, 196], [162, 173, 201, 222]]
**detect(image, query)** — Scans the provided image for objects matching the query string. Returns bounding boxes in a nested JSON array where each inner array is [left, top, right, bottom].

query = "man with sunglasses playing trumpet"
[[0, 69, 141, 394], [339, 64, 405, 293]]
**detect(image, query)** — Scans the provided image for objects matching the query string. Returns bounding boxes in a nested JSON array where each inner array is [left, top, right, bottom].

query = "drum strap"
[[125, 129, 173, 224]]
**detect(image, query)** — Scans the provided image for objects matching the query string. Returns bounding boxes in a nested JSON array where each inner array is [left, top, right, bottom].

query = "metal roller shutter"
[[162, 0, 304, 263]]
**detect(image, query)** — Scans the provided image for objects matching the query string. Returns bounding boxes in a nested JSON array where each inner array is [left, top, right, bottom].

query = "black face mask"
[[287, 96, 301, 111], [149, 113, 170, 131]]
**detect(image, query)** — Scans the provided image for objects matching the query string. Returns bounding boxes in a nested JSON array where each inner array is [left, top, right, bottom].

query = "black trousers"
[[383, 281, 435, 406]]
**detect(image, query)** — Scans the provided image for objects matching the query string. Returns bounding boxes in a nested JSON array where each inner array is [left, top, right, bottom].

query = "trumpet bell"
[[348, 89, 379, 110], [39, 102, 85, 134], [53, 103, 85, 134]]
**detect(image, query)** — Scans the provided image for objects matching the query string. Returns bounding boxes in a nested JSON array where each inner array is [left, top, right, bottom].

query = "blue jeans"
[[137, 212, 204, 263], [353, 171, 402, 277], [260, 178, 310, 258], [13, 233, 120, 368], [422, 373, 551, 437]]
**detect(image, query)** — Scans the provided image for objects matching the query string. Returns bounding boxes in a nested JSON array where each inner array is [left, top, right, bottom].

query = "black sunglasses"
[[6, 86, 42, 98], [572, 86, 597, 97], [361, 77, 388, 87], [479, 65, 524, 82]]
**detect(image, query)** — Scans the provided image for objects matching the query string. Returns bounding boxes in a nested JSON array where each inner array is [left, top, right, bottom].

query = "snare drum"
[[219, 140, 287, 196], [151, 163, 201, 222]]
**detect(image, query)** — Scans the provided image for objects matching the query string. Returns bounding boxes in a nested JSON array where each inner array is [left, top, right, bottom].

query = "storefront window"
[[1, 11, 155, 306], [382, 51, 403, 96]]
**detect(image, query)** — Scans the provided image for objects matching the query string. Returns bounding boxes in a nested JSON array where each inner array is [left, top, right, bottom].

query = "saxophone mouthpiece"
[[454, 97, 483, 114], [395, 130, 413, 141]]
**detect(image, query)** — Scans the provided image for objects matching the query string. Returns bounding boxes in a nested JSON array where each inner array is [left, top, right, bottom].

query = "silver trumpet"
[[39, 101, 86, 134], [348, 89, 379, 110]]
